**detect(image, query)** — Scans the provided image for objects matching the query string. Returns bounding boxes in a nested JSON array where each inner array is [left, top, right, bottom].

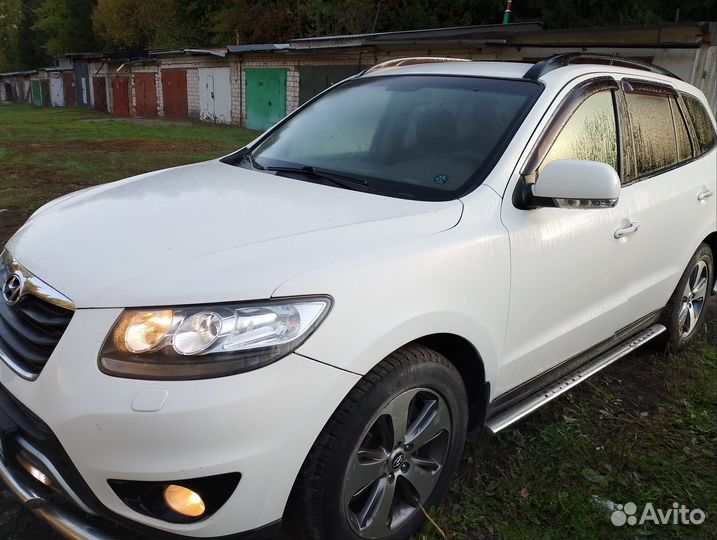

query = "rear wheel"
[[661, 243, 713, 351], [289, 344, 468, 540]]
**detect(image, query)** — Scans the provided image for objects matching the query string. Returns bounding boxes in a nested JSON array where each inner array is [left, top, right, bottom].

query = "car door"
[[614, 81, 717, 323], [498, 78, 632, 394]]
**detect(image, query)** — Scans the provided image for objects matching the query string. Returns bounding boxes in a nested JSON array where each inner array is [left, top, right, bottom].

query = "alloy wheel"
[[343, 388, 451, 539], [678, 259, 710, 338]]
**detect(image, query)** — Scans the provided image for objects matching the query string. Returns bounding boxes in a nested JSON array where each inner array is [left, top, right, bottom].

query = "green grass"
[[1, 104, 715, 540], [417, 315, 716, 539], [0, 104, 255, 239]]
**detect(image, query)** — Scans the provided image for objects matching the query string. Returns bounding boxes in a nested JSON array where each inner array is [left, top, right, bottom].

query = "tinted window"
[[251, 76, 541, 201], [671, 97, 692, 162], [626, 92, 677, 177], [539, 91, 617, 174], [682, 93, 717, 155]]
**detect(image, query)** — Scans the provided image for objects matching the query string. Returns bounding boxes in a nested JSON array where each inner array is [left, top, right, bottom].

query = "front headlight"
[[99, 297, 331, 380]]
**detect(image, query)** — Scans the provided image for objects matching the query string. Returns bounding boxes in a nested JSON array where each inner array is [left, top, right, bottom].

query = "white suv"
[[1, 55, 715, 540]]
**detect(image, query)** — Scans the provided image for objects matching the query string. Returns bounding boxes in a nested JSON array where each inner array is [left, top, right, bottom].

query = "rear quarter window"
[[682, 93, 717, 155]]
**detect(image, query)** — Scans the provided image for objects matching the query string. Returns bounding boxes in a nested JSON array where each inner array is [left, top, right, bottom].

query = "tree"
[[519, 0, 716, 28], [1, 0, 716, 72], [299, 0, 378, 37], [210, 0, 300, 45], [92, 0, 188, 49], [34, 0, 97, 56], [0, 0, 22, 71], [16, 0, 49, 68]]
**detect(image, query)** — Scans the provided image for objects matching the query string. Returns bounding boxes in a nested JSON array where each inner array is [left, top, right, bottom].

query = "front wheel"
[[289, 344, 468, 540]]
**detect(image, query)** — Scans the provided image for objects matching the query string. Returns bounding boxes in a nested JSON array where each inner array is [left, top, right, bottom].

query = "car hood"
[[7, 160, 463, 308]]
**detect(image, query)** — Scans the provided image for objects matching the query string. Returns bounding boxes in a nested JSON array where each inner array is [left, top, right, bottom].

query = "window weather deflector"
[[621, 78, 677, 96], [519, 77, 619, 180]]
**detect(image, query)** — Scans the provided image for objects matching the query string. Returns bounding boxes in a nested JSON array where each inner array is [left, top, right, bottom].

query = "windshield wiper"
[[239, 152, 265, 170], [265, 165, 370, 192]]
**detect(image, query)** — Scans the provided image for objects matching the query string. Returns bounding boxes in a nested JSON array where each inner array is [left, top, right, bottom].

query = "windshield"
[[249, 75, 541, 200]]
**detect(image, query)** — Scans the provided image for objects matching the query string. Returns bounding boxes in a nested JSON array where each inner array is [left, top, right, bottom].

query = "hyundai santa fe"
[[0, 54, 716, 540]]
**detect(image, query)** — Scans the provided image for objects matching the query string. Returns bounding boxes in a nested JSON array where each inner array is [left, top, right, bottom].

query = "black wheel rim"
[[342, 388, 451, 539]]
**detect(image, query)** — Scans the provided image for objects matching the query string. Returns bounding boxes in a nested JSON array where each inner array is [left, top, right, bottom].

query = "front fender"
[[279, 186, 510, 399]]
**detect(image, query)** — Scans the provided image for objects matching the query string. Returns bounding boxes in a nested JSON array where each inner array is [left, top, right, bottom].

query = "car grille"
[[0, 255, 74, 379]]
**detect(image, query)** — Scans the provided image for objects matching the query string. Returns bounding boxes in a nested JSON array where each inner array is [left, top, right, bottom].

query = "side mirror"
[[520, 160, 620, 209]]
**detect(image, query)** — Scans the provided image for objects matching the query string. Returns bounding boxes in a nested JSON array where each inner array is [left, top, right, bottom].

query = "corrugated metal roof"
[[227, 44, 289, 54], [0, 70, 37, 77], [151, 47, 228, 57], [287, 21, 710, 50], [38, 66, 72, 72], [60, 52, 105, 59], [184, 48, 228, 57], [290, 22, 543, 44]]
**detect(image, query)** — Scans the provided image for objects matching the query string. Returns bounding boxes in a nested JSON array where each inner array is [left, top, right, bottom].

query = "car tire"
[[660, 243, 714, 352], [287, 344, 468, 540]]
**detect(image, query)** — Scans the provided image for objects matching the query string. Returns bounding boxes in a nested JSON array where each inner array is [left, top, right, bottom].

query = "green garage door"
[[245, 68, 287, 131], [31, 80, 42, 106]]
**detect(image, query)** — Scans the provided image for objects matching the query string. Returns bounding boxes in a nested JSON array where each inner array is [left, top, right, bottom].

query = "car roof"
[[359, 59, 705, 100]]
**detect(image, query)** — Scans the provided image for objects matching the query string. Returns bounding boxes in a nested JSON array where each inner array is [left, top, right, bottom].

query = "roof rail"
[[360, 56, 470, 76], [523, 53, 681, 81]]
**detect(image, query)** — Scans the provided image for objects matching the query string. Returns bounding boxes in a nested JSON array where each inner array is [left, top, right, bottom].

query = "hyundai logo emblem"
[[2, 273, 24, 306], [391, 453, 405, 469]]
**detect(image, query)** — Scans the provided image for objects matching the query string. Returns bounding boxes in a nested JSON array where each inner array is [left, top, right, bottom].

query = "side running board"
[[486, 324, 666, 434]]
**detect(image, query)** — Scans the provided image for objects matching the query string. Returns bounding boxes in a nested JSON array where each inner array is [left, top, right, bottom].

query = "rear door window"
[[625, 92, 678, 177], [682, 93, 717, 155]]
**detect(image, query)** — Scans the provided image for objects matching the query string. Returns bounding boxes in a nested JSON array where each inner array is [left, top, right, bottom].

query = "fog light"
[[109, 472, 239, 523], [163, 484, 206, 517]]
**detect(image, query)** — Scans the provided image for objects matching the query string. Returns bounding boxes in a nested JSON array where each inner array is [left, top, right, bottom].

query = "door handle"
[[614, 221, 640, 239], [698, 189, 713, 201]]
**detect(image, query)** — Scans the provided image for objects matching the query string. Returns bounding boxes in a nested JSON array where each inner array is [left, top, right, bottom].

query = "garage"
[[72, 59, 91, 108], [134, 73, 157, 118], [111, 76, 130, 117], [134, 73, 157, 117], [63, 71, 75, 107], [92, 77, 107, 112], [198, 67, 231, 123], [40, 80, 51, 107], [298, 65, 363, 105], [161, 69, 188, 120], [245, 68, 286, 131], [49, 74, 64, 107], [31, 80, 42, 106]]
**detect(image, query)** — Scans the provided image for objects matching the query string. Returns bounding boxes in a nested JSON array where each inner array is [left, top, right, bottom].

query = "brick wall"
[[102, 45, 507, 126], [187, 68, 200, 118], [152, 56, 236, 121], [287, 68, 299, 114]]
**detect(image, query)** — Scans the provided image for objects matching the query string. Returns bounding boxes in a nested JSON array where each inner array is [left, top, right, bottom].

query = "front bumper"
[[0, 308, 360, 539], [0, 450, 114, 540]]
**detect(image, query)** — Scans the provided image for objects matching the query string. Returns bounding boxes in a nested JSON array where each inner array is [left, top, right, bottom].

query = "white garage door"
[[50, 77, 64, 107], [198, 68, 231, 124]]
